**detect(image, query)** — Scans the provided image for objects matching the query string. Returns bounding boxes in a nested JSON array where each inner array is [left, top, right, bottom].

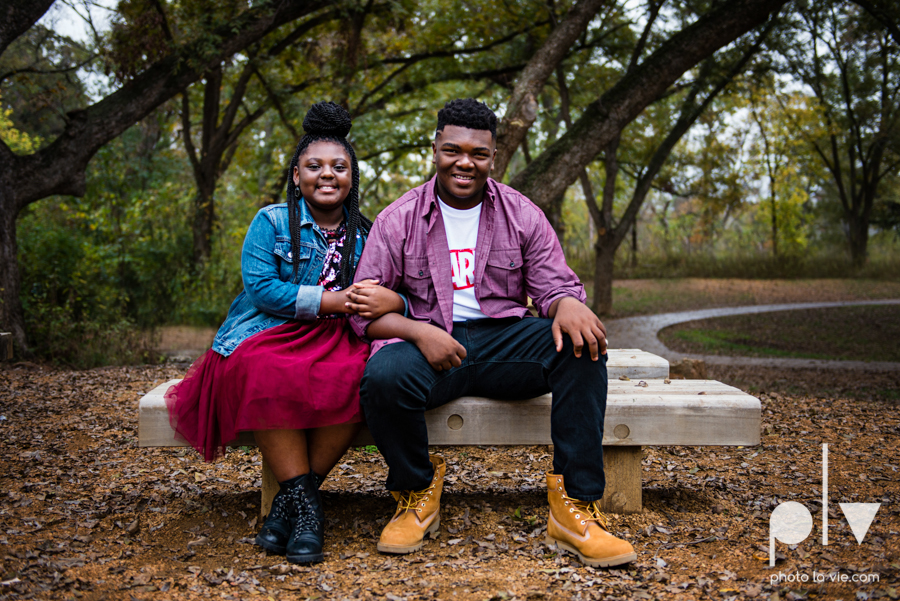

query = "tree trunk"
[[592, 235, 617, 316], [847, 214, 869, 268], [543, 192, 567, 242], [0, 0, 56, 56], [0, 181, 26, 354], [493, 0, 607, 180], [192, 184, 216, 264], [630, 222, 638, 268], [771, 189, 778, 258]]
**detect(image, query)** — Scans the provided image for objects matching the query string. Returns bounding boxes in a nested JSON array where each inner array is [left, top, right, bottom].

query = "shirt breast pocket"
[[485, 249, 524, 300], [402, 256, 436, 314], [273, 238, 314, 282]]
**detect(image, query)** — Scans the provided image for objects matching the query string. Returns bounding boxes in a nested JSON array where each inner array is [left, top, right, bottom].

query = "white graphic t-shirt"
[[438, 197, 488, 321]]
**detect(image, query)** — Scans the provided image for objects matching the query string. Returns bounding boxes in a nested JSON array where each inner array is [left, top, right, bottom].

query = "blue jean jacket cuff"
[[295, 285, 324, 320]]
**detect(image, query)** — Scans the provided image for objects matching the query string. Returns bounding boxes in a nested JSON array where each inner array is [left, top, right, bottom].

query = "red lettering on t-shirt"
[[450, 249, 475, 290]]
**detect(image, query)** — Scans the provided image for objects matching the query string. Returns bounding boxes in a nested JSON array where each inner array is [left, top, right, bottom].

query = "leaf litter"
[[0, 362, 898, 600]]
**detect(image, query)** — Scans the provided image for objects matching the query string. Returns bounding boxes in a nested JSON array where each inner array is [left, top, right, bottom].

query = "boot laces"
[[269, 489, 294, 520], [569, 498, 610, 530], [293, 492, 320, 533], [395, 485, 433, 515]]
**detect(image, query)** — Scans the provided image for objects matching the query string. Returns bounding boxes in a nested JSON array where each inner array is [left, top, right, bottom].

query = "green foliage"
[[611, 250, 900, 281], [0, 93, 41, 154], [0, 24, 89, 142], [16, 106, 244, 365], [17, 208, 162, 367]]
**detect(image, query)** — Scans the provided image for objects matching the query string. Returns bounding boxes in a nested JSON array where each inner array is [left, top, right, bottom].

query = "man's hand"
[[345, 279, 404, 318], [549, 296, 608, 360], [411, 323, 467, 371]]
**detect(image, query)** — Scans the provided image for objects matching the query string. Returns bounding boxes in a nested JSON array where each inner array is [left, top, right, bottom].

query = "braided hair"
[[286, 102, 372, 289]]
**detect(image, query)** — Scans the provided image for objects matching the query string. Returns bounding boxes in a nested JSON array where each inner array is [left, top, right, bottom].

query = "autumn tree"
[[778, 1, 900, 267], [0, 0, 324, 351], [483, 0, 785, 313]]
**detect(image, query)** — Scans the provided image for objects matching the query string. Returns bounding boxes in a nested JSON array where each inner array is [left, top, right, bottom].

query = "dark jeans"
[[359, 317, 608, 501]]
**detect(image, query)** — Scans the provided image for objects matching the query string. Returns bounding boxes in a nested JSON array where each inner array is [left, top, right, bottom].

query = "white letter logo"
[[768, 444, 880, 566]]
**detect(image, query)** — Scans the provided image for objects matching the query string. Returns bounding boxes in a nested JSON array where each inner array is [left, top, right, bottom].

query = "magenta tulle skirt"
[[165, 318, 368, 461]]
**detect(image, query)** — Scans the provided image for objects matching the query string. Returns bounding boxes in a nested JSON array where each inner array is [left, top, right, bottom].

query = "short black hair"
[[436, 98, 497, 139]]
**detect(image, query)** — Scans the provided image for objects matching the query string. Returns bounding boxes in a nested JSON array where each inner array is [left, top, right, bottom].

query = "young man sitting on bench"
[[347, 98, 636, 567]]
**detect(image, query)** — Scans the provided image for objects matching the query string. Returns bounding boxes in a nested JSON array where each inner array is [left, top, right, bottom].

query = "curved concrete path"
[[605, 300, 900, 371]]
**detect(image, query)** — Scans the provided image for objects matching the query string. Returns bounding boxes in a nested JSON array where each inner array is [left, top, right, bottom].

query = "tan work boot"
[[545, 473, 637, 567], [377, 456, 445, 554]]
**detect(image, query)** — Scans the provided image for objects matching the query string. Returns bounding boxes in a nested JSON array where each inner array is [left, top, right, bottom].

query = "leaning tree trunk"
[[591, 235, 618, 316], [0, 182, 26, 354]]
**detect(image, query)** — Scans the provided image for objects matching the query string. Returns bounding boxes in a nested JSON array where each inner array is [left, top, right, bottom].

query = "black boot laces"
[[292, 491, 321, 536], [269, 488, 296, 521]]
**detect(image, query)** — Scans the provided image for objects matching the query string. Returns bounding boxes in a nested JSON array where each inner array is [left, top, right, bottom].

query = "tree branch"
[[0, 55, 96, 86], [509, 0, 788, 211], [181, 93, 200, 177], [493, 0, 608, 179], [253, 65, 299, 139], [148, 0, 175, 41], [353, 21, 549, 115], [10, 0, 322, 209], [0, 0, 55, 57], [851, 0, 900, 46]]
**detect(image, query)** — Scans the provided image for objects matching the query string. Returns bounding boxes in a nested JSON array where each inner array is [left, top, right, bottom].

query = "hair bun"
[[303, 102, 352, 138]]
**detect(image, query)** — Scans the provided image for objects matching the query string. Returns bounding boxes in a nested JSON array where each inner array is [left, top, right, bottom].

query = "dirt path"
[[1, 364, 898, 600]]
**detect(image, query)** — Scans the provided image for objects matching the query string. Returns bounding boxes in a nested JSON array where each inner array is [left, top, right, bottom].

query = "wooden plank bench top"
[[137, 349, 760, 514]]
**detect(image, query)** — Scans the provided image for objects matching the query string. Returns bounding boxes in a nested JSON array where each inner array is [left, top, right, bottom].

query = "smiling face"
[[293, 140, 352, 228], [432, 124, 496, 210]]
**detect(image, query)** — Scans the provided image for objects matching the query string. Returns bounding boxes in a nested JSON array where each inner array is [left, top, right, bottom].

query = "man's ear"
[[431, 139, 438, 165], [490, 147, 497, 171]]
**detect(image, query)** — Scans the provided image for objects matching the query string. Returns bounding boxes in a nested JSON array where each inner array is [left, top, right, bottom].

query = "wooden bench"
[[138, 349, 760, 515]]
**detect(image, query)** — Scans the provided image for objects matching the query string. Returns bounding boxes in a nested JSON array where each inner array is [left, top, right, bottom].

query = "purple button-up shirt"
[[350, 176, 586, 353]]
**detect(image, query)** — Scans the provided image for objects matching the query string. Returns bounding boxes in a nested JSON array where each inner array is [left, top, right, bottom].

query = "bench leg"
[[261, 458, 278, 519], [599, 446, 642, 514]]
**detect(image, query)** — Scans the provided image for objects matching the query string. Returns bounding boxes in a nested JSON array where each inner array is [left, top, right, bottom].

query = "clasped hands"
[[319, 279, 403, 317], [343, 279, 402, 318]]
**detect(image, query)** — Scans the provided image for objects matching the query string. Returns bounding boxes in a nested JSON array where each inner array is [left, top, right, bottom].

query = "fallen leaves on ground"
[[0, 363, 897, 600]]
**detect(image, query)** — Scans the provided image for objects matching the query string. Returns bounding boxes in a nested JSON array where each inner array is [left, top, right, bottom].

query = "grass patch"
[[666, 329, 834, 360], [605, 278, 900, 318], [659, 304, 900, 362]]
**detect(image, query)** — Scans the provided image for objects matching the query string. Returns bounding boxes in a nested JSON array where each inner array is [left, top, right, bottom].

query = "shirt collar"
[[422, 175, 497, 220]]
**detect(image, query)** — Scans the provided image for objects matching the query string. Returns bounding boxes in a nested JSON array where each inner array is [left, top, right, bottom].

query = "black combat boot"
[[285, 472, 325, 563], [255, 474, 304, 554]]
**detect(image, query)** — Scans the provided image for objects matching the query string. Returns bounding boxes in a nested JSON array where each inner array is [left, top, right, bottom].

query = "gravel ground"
[[0, 363, 898, 601]]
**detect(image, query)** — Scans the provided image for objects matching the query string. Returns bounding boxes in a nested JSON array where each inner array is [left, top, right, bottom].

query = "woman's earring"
[[294, 186, 301, 199]]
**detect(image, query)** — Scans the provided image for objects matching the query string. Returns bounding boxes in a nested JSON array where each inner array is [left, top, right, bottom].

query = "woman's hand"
[[344, 279, 405, 318]]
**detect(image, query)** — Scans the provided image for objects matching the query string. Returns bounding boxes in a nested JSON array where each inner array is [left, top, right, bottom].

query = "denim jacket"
[[212, 201, 364, 357]]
